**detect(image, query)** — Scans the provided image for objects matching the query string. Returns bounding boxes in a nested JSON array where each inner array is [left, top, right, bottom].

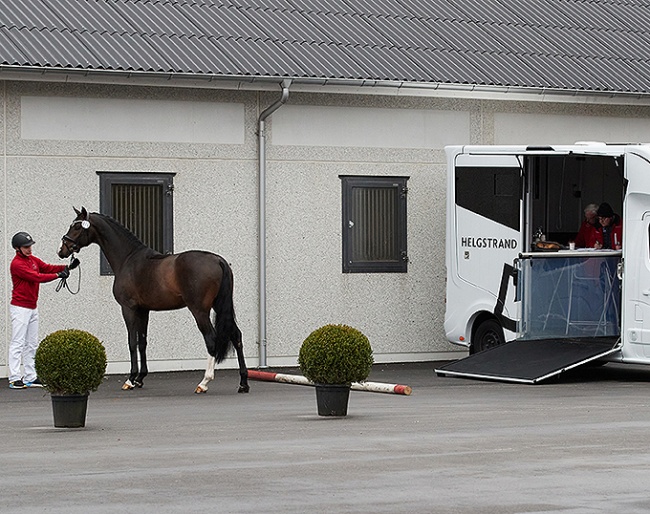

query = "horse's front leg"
[[122, 329, 139, 390], [195, 355, 216, 394], [121, 307, 149, 390], [134, 326, 149, 388]]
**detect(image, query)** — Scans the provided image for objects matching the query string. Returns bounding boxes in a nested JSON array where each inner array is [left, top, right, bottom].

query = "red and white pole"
[[247, 370, 412, 396]]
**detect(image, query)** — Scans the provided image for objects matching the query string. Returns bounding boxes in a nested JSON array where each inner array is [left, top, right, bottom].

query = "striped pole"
[[247, 369, 412, 396]]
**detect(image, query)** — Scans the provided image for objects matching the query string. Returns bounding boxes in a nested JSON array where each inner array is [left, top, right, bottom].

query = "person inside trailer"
[[574, 203, 600, 248], [594, 202, 623, 250]]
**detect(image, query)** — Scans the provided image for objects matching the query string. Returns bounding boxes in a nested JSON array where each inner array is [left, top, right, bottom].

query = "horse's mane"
[[93, 212, 162, 255]]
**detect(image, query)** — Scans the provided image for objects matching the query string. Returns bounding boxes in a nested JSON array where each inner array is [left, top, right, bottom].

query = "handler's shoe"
[[25, 378, 44, 388], [9, 380, 27, 389]]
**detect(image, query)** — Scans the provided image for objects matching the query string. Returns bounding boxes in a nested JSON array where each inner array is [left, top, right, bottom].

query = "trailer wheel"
[[473, 319, 505, 353]]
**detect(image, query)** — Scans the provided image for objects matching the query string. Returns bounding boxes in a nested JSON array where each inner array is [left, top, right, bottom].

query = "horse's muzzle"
[[58, 237, 77, 258]]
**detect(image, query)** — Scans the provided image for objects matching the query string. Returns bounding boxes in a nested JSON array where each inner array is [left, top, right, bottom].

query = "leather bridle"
[[61, 219, 90, 253]]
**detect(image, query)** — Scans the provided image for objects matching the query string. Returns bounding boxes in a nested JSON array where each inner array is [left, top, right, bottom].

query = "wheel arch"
[[470, 312, 504, 354]]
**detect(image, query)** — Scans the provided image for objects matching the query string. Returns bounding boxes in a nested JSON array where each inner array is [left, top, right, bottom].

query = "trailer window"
[[340, 175, 408, 273], [456, 167, 520, 230]]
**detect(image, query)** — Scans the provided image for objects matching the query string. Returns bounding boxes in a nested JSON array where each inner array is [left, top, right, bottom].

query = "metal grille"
[[341, 175, 408, 273], [112, 184, 164, 252], [351, 187, 397, 262]]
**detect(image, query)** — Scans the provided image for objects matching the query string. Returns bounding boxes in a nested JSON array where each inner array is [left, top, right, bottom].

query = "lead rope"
[[55, 257, 82, 294]]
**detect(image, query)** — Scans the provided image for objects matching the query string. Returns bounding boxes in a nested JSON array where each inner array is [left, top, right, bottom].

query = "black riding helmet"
[[12, 231, 35, 249]]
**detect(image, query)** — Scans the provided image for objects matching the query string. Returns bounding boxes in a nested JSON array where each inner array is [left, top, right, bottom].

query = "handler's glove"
[[69, 257, 80, 270], [57, 267, 70, 279]]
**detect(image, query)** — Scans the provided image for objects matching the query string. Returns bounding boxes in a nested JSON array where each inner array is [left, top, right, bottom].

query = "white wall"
[[21, 96, 246, 144], [272, 104, 470, 148], [266, 103, 468, 361], [494, 112, 650, 145]]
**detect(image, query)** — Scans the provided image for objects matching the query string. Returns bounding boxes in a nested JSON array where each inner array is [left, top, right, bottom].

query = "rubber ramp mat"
[[435, 337, 620, 384]]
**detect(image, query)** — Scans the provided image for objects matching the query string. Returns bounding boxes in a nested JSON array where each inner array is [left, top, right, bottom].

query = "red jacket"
[[10, 252, 66, 309], [594, 215, 623, 250], [574, 220, 599, 248]]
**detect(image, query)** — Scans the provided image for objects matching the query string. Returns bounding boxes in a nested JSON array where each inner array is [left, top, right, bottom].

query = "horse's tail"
[[212, 258, 238, 364]]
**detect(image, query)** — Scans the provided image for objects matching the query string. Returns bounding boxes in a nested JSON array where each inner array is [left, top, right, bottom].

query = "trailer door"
[[622, 148, 650, 355], [452, 154, 523, 337]]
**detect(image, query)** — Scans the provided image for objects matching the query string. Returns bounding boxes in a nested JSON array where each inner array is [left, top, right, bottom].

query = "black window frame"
[[340, 175, 408, 273], [97, 171, 175, 275]]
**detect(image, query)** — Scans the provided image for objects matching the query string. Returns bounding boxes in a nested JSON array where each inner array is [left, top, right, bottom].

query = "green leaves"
[[35, 329, 107, 395], [299, 324, 373, 385]]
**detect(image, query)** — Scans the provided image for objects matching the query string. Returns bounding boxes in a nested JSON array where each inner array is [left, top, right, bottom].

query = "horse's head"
[[58, 207, 94, 258]]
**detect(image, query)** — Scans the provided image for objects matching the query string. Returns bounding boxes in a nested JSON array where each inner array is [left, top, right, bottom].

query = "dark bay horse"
[[58, 207, 249, 394]]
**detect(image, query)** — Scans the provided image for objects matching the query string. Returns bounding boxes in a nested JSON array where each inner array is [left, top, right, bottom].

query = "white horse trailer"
[[437, 143, 650, 383]]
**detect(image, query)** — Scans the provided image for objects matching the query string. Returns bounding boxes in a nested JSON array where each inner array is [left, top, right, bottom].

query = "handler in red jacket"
[[8, 232, 74, 389]]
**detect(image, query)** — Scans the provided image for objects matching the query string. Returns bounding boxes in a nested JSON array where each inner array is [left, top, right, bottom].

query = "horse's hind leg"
[[233, 325, 249, 393], [195, 355, 216, 394], [192, 310, 218, 393]]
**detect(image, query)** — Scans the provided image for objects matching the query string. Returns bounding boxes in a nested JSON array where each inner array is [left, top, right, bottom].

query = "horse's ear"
[[74, 206, 81, 217], [81, 207, 89, 220]]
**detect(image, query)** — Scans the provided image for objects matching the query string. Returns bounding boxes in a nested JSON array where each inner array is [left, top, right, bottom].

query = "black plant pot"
[[315, 384, 351, 416], [51, 393, 89, 428]]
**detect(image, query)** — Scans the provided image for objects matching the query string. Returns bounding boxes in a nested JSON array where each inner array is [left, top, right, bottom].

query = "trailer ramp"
[[435, 337, 620, 384]]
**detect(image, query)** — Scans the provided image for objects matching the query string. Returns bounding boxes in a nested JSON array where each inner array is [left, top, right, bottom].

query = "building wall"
[[2, 79, 650, 377]]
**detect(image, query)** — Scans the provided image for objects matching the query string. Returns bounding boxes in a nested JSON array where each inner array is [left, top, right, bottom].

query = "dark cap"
[[597, 202, 614, 218]]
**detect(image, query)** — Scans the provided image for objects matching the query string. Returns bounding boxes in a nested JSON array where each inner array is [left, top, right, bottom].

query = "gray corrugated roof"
[[1, 0, 650, 94]]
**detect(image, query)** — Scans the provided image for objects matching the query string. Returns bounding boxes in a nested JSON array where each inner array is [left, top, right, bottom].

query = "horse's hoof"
[[134, 381, 143, 388], [122, 381, 135, 390], [195, 385, 207, 394], [238, 385, 250, 393]]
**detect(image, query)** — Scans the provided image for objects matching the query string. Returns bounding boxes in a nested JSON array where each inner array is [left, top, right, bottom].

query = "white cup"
[[569, 241, 576, 250]]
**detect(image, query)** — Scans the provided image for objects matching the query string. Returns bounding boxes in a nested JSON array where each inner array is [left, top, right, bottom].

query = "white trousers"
[[9, 305, 39, 383]]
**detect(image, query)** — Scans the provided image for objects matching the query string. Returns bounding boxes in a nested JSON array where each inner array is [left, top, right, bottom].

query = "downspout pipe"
[[258, 79, 291, 368]]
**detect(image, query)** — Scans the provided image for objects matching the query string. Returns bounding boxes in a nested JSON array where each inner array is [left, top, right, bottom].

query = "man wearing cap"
[[8, 231, 73, 389], [594, 203, 623, 250]]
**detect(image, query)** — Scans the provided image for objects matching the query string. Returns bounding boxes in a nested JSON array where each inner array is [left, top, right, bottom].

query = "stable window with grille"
[[97, 172, 175, 275], [340, 175, 408, 273]]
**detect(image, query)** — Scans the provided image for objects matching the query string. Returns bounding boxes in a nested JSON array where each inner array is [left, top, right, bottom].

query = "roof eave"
[[2, 65, 650, 105]]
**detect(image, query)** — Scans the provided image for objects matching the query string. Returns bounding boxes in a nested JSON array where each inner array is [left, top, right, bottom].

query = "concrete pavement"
[[2, 361, 650, 513]]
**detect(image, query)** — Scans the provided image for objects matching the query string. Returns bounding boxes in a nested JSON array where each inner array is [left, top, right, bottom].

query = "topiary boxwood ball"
[[35, 329, 108, 395], [299, 324, 374, 385]]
